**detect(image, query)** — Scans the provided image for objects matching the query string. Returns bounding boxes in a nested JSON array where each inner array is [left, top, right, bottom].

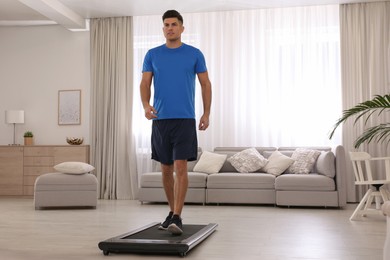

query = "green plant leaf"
[[329, 94, 390, 148], [24, 131, 33, 137], [354, 123, 390, 148]]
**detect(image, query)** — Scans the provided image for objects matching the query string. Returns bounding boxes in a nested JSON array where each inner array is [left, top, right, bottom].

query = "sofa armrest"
[[332, 145, 347, 207]]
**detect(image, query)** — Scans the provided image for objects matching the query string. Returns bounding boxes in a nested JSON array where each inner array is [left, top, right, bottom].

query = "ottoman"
[[34, 172, 98, 209]]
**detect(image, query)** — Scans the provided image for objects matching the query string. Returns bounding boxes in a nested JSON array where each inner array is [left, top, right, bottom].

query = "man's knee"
[[174, 160, 188, 172], [161, 163, 174, 174]]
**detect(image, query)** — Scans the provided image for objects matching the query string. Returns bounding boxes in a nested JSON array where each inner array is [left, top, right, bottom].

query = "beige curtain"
[[339, 2, 390, 202], [90, 17, 138, 199]]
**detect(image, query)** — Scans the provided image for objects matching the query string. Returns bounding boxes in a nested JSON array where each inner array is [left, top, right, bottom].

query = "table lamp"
[[5, 110, 25, 145]]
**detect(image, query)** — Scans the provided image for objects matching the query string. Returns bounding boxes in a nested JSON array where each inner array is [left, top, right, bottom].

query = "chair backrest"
[[349, 151, 379, 185]]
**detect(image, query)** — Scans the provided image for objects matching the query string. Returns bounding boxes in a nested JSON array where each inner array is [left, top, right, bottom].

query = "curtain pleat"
[[90, 17, 138, 199], [339, 2, 390, 202]]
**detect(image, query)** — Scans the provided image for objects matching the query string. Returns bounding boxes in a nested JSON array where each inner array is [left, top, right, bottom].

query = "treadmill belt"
[[98, 222, 217, 256], [125, 224, 206, 241]]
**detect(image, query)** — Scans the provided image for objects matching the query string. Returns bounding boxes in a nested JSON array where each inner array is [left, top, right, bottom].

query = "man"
[[140, 10, 212, 235]]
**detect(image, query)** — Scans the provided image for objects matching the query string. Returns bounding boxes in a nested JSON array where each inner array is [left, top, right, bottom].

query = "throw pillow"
[[286, 148, 321, 174], [261, 150, 295, 176], [54, 162, 95, 174], [193, 151, 227, 174], [314, 151, 336, 178], [227, 148, 268, 173]]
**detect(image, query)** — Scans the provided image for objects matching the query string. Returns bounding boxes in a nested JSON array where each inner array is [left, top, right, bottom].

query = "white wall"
[[0, 25, 90, 145]]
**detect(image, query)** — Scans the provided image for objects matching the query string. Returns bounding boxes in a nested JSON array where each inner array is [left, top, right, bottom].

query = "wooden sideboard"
[[0, 145, 90, 196]]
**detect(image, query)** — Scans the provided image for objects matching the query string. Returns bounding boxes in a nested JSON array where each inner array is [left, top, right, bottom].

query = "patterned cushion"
[[286, 148, 321, 174], [227, 148, 268, 173]]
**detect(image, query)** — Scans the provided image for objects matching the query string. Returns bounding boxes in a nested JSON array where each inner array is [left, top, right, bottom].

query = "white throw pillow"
[[193, 151, 227, 174], [286, 148, 321, 174], [262, 151, 295, 176], [314, 151, 336, 178], [54, 162, 95, 175], [227, 148, 268, 173]]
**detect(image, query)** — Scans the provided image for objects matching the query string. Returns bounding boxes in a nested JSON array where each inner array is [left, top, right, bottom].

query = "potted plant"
[[329, 94, 390, 148], [24, 131, 34, 146]]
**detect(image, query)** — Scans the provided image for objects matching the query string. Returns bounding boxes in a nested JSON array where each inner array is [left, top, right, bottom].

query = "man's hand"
[[144, 105, 157, 120], [198, 115, 209, 131]]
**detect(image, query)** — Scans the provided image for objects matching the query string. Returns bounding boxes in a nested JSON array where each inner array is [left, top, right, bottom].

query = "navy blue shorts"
[[151, 119, 198, 165]]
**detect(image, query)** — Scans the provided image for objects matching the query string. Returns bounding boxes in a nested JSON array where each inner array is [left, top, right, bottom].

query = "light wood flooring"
[[0, 198, 386, 260]]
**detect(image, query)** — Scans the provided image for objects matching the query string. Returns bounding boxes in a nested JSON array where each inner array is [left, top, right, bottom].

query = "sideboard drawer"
[[24, 147, 54, 157], [24, 156, 54, 166], [24, 175, 40, 186], [24, 166, 54, 176]]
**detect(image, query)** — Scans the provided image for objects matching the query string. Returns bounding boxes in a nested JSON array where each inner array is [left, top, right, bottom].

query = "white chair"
[[349, 151, 390, 221], [382, 201, 390, 260]]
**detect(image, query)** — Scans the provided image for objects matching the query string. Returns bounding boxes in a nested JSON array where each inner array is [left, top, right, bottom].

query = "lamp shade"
[[5, 110, 25, 124]]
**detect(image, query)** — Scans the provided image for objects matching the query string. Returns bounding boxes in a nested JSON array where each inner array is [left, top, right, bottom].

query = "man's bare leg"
[[161, 163, 175, 212], [173, 159, 188, 216], [158, 163, 175, 230], [166, 159, 188, 235]]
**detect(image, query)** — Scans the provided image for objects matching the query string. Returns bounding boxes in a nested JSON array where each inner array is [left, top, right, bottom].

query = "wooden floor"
[[0, 198, 386, 260]]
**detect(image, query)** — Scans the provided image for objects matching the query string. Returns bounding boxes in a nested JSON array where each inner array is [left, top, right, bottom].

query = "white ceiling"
[[0, 0, 386, 30]]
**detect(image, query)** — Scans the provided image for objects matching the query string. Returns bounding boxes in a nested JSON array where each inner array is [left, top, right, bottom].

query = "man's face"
[[163, 18, 184, 41]]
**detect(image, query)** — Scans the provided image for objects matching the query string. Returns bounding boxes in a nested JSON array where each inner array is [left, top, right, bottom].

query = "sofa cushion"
[[261, 151, 295, 176], [213, 147, 277, 173], [140, 172, 208, 188], [219, 154, 238, 172], [215, 151, 244, 173], [227, 148, 268, 173], [188, 148, 204, 172], [193, 151, 227, 174], [207, 173, 275, 189], [286, 148, 321, 174], [313, 151, 336, 178], [275, 174, 335, 191]]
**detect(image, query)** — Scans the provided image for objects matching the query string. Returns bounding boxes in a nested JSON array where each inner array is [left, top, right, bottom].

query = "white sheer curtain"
[[132, 5, 341, 176], [339, 2, 390, 202]]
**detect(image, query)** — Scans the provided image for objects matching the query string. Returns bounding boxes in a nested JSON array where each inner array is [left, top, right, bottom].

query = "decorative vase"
[[66, 137, 83, 145], [24, 137, 34, 146]]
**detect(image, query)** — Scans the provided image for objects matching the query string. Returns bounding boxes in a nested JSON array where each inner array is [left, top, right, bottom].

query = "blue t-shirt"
[[142, 43, 207, 120]]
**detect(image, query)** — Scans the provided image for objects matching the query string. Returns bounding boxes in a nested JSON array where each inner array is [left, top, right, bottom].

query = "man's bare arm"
[[197, 71, 212, 130], [140, 72, 157, 120]]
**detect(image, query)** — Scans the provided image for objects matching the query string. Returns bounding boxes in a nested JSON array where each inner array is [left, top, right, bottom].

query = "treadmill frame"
[[98, 222, 218, 256]]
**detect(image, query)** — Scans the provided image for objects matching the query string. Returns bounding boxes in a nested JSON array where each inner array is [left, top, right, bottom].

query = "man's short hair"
[[162, 10, 183, 24]]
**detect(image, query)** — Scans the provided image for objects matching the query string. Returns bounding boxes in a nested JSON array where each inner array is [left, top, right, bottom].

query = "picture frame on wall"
[[58, 90, 81, 125]]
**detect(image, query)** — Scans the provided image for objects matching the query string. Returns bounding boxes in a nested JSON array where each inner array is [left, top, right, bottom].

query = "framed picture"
[[58, 90, 81, 125]]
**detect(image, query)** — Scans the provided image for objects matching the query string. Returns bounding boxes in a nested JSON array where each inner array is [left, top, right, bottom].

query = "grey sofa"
[[138, 146, 347, 208]]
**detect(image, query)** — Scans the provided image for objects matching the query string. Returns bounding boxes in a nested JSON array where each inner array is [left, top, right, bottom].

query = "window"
[[133, 6, 341, 173]]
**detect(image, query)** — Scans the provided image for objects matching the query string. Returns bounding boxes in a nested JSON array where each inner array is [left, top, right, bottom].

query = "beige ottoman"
[[34, 172, 98, 209]]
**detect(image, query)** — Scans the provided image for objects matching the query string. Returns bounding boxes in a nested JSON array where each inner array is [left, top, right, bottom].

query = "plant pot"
[[24, 137, 34, 146]]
